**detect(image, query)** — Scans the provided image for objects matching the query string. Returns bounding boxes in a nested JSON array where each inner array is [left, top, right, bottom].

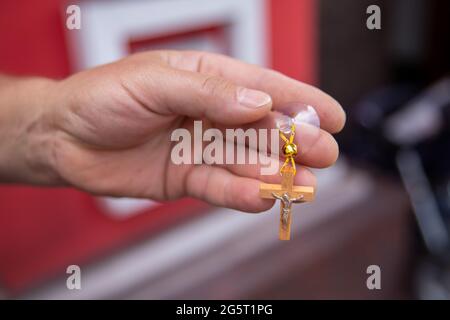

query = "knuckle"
[[201, 76, 235, 99]]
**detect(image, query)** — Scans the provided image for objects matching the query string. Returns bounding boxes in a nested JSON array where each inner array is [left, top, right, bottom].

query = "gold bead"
[[283, 143, 298, 157]]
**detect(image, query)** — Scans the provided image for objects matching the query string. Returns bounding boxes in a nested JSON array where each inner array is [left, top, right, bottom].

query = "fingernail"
[[237, 87, 272, 108]]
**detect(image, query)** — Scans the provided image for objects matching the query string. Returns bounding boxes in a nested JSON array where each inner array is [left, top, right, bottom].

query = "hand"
[[0, 51, 345, 212]]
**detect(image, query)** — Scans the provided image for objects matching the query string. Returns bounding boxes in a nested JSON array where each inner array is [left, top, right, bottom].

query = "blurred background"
[[0, 0, 449, 299]]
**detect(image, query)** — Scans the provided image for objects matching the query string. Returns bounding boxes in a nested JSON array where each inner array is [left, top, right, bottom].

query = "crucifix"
[[259, 118, 315, 240]]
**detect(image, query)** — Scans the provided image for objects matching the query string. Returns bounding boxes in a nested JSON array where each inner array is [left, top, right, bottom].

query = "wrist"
[[0, 76, 65, 185]]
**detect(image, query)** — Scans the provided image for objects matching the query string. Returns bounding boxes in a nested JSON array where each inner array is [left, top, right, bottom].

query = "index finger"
[[162, 50, 346, 133]]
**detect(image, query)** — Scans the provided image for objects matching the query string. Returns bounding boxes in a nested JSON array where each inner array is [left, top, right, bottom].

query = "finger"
[[130, 62, 273, 125], [162, 50, 345, 133], [184, 165, 274, 213], [294, 123, 339, 168]]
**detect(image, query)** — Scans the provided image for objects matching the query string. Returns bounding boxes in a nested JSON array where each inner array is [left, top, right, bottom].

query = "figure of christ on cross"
[[259, 166, 315, 240]]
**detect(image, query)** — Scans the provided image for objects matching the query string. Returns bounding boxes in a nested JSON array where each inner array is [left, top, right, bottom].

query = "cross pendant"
[[259, 167, 315, 240]]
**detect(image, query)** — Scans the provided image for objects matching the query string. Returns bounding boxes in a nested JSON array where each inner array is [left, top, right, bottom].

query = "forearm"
[[0, 75, 62, 185]]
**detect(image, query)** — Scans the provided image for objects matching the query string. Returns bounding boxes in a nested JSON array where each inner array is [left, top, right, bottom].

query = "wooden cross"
[[259, 166, 315, 240]]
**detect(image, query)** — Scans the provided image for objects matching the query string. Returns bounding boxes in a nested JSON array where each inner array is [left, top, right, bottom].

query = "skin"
[[0, 50, 345, 213]]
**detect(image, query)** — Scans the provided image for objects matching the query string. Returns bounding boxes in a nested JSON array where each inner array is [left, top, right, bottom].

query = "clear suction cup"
[[278, 102, 320, 128]]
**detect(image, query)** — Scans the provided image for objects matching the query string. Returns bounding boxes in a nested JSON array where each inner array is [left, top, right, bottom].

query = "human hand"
[[0, 51, 345, 212]]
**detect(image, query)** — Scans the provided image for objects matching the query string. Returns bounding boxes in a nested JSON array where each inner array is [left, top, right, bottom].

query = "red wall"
[[0, 0, 70, 77], [270, 0, 317, 84]]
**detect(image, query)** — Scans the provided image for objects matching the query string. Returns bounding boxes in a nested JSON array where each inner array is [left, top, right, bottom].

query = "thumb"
[[152, 68, 272, 125]]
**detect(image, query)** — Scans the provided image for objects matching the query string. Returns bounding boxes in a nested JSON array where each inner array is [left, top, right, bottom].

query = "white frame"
[[69, 0, 267, 70]]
